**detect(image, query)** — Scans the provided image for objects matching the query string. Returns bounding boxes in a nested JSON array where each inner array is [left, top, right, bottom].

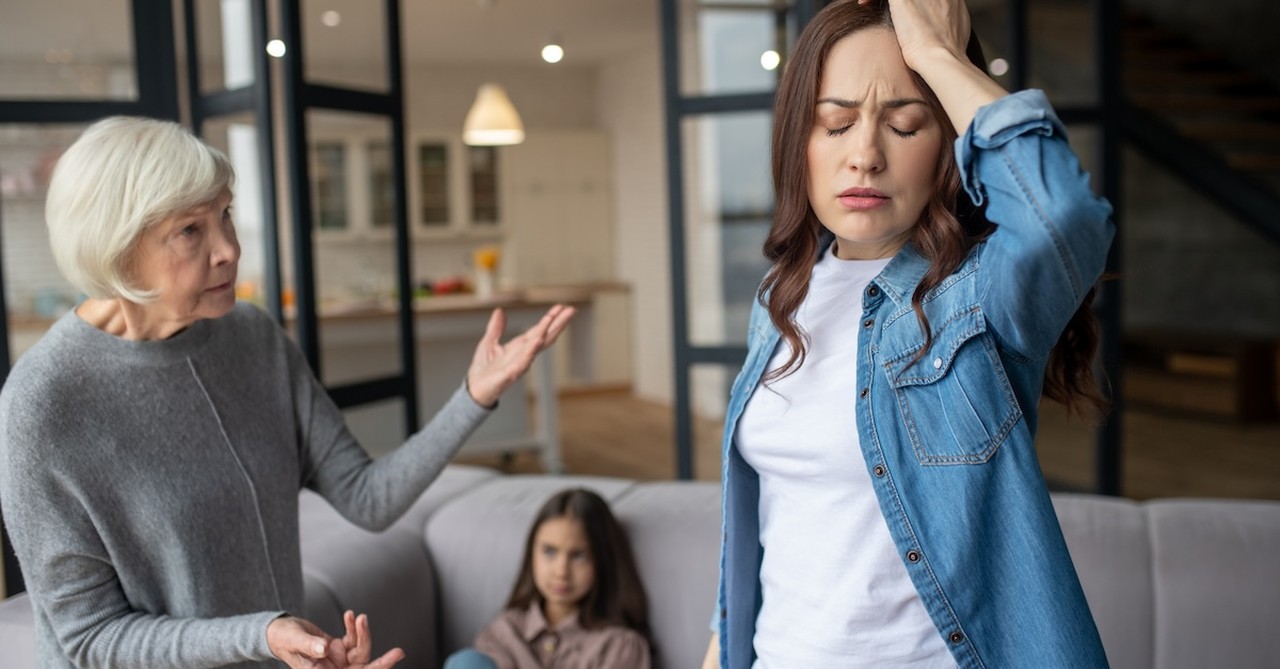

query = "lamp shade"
[[463, 83, 525, 146]]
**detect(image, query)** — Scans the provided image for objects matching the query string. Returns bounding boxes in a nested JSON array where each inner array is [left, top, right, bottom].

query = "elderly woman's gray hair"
[[45, 116, 234, 303]]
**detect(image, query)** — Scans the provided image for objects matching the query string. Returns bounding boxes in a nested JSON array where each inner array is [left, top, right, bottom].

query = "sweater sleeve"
[[0, 382, 282, 669], [285, 330, 491, 530]]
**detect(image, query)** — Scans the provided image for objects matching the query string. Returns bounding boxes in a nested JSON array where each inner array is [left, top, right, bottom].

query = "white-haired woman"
[[0, 116, 574, 669]]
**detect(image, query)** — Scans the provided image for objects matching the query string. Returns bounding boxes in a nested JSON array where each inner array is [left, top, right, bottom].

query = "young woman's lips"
[[838, 187, 890, 211]]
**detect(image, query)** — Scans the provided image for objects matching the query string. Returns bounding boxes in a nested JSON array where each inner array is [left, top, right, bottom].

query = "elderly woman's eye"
[[180, 223, 200, 237]]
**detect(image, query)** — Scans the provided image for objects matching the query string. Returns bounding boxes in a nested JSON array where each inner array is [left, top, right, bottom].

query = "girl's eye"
[[890, 126, 919, 138], [541, 546, 557, 557]]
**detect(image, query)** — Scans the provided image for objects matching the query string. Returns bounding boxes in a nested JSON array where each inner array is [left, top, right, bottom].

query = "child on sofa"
[[443, 488, 653, 669]]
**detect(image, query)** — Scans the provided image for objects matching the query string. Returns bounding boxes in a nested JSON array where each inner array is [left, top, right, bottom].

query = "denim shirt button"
[[873, 465, 886, 477], [907, 550, 921, 563], [933, 357, 943, 369], [859, 387, 869, 399], [949, 632, 965, 644], [868, 285, 879, 297], [863, 319, 874, 329]]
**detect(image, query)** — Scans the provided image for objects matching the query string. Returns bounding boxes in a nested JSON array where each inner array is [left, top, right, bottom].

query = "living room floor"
[[455, 389, 1280, 501]]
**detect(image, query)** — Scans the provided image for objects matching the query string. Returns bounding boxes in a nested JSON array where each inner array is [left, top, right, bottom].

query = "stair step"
[[1130, 92, 1280, 113], [1123, 47, 1222, 66], [1174, 120, 1280, 142], [1125, 69, 1264, 89], [1224, 153, 1280, 172]]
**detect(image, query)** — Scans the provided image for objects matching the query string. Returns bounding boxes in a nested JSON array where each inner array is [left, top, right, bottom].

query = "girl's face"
[[806, 27, 945, 260], [532, 516, 596, 615]]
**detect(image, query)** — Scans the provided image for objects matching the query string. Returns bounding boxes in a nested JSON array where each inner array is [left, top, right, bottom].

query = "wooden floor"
[[457, 388, 1280, 501]]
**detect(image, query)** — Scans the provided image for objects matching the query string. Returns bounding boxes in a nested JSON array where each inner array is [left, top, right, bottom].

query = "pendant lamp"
[[463, 84, 525, 146]]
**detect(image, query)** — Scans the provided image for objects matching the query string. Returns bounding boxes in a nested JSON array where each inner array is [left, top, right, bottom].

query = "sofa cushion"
[[424, 474, 636, 655], [611, 481, 721, 669], [1148, 499, 1280, 669], [1052, 492, 1154, 669], [300, 464, 499, 668]]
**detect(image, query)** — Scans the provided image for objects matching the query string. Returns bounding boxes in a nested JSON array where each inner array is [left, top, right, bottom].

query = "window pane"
[[0, 0, 136, 100], [678, 0, 793, 96], [469, 145, 499, 224], [192, 0, 258, 94], [302, 0, 389, 93], [417, 142, 449, 227], [0, 124, 85, 364], [682, 112, 773, 346], [311, 142, 347, 231], [201, 113, 269, 307], [368, 141, 393, 229]]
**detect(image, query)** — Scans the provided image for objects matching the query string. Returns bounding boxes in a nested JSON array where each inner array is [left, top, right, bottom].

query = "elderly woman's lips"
[[207, 282, 233, 292]]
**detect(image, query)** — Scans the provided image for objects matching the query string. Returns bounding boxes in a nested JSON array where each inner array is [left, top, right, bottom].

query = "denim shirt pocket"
[[882, 306, 1022, 465]]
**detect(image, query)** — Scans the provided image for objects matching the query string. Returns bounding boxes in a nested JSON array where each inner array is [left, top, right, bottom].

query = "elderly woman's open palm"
[[466, 304, 576, 408]]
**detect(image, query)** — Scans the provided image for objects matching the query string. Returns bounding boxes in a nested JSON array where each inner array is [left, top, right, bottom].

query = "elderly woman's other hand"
[[466, 304, 576, 408], [268, 615, 339, 668], [338, 610, 405, 668]]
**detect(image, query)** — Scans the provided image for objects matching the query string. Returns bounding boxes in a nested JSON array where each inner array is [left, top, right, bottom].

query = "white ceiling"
[[0, 0, 659, 69]]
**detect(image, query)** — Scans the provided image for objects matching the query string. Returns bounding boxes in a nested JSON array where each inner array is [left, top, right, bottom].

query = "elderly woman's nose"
[[212, 221, 241, 266]]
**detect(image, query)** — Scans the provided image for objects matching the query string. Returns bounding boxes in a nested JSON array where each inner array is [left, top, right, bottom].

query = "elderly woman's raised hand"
[[466, 304, 576, 408]]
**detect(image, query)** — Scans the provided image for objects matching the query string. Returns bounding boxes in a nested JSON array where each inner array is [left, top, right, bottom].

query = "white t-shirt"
[[737, 246, 954, 668]]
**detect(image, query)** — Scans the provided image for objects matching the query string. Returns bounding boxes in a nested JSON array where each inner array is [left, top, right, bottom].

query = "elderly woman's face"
[[807, 27, 944, 260], [128, 187, 240, 324]]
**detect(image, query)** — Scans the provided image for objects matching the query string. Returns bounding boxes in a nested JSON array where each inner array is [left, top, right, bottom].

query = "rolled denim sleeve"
[[956, 89, 1115, 359]]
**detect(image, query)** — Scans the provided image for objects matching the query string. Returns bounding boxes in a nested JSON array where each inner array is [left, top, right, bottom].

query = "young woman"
[[445, 489, 653, 669], [704, 0, 1113, 667]]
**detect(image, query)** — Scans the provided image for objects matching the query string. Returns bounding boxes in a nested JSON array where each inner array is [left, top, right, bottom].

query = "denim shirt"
[[716, 90, 1114, 669]]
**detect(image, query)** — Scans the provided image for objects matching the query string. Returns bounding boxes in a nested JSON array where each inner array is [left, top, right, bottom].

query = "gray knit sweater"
[[0, 302, 490, 668]]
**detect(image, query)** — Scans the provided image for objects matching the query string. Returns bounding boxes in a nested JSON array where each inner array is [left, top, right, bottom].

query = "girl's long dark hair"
[[761, 0, 1106, 419], [505, 488, 653, 647]]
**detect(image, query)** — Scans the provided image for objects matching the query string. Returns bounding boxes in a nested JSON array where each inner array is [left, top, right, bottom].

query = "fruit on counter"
[[473, 246, 501, 271], [413, 276, 472, 296]]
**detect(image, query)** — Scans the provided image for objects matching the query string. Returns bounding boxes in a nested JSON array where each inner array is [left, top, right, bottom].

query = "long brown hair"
[[760, 0, 1106, 418], [505, 488, 653, 646]]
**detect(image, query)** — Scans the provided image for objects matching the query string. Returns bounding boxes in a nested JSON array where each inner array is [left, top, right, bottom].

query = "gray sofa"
[[1, 464, 1277, 668]]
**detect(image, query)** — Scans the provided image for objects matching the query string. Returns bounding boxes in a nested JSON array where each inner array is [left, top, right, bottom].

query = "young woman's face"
[[807, 27, 945, 260], [532, 516, 596, 614], [127, 188, 240, 325]]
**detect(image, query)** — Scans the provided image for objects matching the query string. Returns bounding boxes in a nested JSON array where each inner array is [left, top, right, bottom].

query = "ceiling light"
[[463, 84, 525, 146], [266, 39, 287, 58], [321, 10, 341, 27], [760, 50, 781, 71], [541, 43, 564, 64], [989, 58, 1010, 77]]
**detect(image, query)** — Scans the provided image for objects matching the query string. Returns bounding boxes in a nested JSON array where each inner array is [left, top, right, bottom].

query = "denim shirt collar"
[[814, 231, 931, 309]]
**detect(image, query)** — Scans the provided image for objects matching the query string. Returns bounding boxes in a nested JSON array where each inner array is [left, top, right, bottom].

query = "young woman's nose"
[[846, 125, 885, 173]]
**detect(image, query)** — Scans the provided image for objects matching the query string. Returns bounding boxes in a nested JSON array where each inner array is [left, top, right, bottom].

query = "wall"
[[597, 35, 673, 404]]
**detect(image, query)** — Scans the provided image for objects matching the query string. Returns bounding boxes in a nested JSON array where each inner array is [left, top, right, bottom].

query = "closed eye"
[[890, 127, 918, 138], [825, 125, 852, 137]]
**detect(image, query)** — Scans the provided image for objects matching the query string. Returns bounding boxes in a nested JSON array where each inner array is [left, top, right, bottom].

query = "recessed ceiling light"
[[989, 58, 1010, 77], [266, 40, 287, 58], [541, 44, 564, 64], [760, 50, 781, 71], [322, 10, 341, 27]]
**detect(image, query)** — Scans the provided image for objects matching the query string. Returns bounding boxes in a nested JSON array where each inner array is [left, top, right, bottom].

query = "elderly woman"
[[0, 116, 574, 669]]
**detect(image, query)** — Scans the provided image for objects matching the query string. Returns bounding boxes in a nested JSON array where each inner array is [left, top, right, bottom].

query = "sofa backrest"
[[1054, 493, 1280, 669]]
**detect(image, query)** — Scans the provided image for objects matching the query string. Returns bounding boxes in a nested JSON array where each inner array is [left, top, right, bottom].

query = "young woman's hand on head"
[[466, 304, 576, 408], [861, 0, 971, 70]]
